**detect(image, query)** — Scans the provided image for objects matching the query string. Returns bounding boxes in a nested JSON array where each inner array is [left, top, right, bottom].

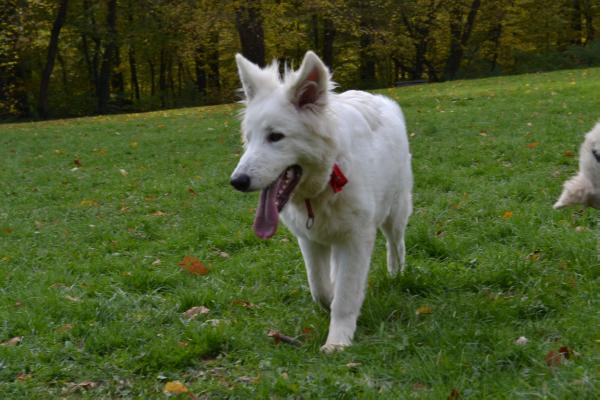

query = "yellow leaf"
[[416, 306, 432, 315], [79, 199, 99, 207], [503, 211, 513, 219], [163, 380, 188, 394]]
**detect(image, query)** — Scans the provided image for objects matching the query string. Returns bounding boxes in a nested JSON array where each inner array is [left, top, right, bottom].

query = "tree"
[[235, 0, 265, 66], [38, 0, 69, 119], [97, 0, 117, 114], [443, 0, 482, 80]]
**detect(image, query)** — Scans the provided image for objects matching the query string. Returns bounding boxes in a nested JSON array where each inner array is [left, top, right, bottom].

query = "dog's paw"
[[320, 343, 350, 354]]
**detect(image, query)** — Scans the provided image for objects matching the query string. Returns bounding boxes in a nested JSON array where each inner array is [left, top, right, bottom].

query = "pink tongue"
[[253, 184, 279, 239]]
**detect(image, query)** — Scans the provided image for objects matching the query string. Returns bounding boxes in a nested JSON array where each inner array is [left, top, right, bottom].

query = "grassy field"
[[1, 68, 600, 399]]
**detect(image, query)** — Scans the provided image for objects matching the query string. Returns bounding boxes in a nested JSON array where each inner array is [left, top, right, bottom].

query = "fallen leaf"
[[163, 380, 188, 394], [2, 336, 23, 346], [65, 381, 98, 393], [302, 327, 313, 335], [416, 306, 433, 315], [527, 250, 541, 262], [64, 295, 81, 302], [564, 150, 575, 157], [79, 199, 99, 207], [448, 388, 460, 400], [16, 372, 31, 381], [545, 350, 563, 367], [218, 251, 230, 258], [267, 330, 301, 346], [188, 187, 197, 196], [56, 324, 73, 333], [152, 210, 166, 217], [178, 256, 209, 275], [559, 346, 572, 359], [74, 159, 82, 167], [232, 299, 256, 309], [183, 306, 210, 319], [152, 259, 161, 266], [346, 362, 361, 370], [119, 169, 128, 176], [527, 142, 540, 149], [502, 211, 513, 219]]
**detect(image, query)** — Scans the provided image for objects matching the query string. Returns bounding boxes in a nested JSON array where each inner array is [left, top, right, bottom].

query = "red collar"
[[304, 163, 347, 229]]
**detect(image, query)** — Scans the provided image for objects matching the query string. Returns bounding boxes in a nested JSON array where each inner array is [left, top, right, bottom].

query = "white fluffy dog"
[[230, 51, 413, 352], [554, 122, 600, 210]]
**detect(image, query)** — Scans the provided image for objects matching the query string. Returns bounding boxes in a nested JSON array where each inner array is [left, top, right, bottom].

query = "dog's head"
[[230, 51, 336, 238]]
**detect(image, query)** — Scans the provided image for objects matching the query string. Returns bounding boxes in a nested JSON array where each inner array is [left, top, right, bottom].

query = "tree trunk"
[[37, 0, 68, 119], [159, 48, 167, 108], [194, 46, 207, 96], [112, 46, 125, 95], [129, 47, 140, 101], [322, 18, 335, 69], [235, 0, 265, 66], [571, 0, 583, 45], [208, 31, 220, 90], [443, 0, 481, 81], [97, 0, 117, 114], [582, 0, 594, 44], [311, 14, 320, 51], [148, 60, 155, 96]]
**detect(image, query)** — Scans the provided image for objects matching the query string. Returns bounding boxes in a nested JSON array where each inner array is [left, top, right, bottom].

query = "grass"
[[1, 68, 600, 399]]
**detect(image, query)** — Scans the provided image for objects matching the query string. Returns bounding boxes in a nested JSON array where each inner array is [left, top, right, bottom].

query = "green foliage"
[[2, 0, 600, 119], [1, 68, 600, 397]]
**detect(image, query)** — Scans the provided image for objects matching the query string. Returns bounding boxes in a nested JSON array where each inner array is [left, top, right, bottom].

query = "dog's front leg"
[[298, 238, 333, 309], [321, 233, 375, 353]]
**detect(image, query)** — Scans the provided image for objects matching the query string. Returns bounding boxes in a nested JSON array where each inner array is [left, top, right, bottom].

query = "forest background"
[[1, 0, 599, 120]]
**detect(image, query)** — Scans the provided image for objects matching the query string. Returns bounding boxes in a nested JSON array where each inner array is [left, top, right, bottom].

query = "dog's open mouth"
[[253, 165, 302, 239]]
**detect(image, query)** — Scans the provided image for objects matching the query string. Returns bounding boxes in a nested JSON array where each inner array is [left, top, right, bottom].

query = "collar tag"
[[329, 163, 348, 193]]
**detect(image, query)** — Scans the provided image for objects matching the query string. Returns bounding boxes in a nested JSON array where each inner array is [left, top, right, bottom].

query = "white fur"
[[231, 51, 413, 352], [554, 122, 600, 210]]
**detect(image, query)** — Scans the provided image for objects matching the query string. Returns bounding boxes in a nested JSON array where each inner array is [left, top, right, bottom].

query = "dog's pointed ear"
[[236, 53, 262, 101], [290, 51, 330, 109]]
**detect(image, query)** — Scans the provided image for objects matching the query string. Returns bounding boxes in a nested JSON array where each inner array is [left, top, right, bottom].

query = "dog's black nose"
[[230, 174, 251, 192]]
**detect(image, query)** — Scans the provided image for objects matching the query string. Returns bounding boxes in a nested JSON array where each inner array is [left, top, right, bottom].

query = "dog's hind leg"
[[298, 238, 333, 309], [381, 196, 412, 276]]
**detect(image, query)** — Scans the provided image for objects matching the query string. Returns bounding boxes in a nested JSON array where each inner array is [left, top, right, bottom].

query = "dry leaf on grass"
[[178, 256, 209, 275], [448, 388, 460, 400], [416, 306, 433, 315], [267, 330, 301, 346], [2, 336, 23, 346], [502, 211, 513, 219], [527, 142, 540, 149], [163, 380, 188, 394], [64, 381, 98, 393], [183, 306, 210, 319], [232, 299, 256, 308], [545, 346, 572, 367]]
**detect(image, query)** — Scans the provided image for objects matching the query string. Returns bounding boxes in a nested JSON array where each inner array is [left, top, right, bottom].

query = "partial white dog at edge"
[[230, 51, 413, 353], [554, 122, 600, 210]]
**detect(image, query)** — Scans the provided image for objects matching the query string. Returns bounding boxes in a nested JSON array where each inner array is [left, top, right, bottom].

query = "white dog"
[[554, 122, 600, 210], [230, 51, 413, 352]]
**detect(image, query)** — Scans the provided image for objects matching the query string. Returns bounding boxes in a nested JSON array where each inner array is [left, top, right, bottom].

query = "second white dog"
[[554, 122, 600, 210], [230, 51, 413, 352]]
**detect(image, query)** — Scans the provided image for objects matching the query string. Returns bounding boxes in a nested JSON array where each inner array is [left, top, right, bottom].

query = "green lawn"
[[1, 68, 600, 399]]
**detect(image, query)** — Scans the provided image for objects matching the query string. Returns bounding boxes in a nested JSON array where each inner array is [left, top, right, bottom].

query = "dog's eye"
[[267, 132, 285, 143]]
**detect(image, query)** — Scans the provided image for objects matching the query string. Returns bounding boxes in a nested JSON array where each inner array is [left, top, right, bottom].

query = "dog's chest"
[[280, 198, 355, 244]]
